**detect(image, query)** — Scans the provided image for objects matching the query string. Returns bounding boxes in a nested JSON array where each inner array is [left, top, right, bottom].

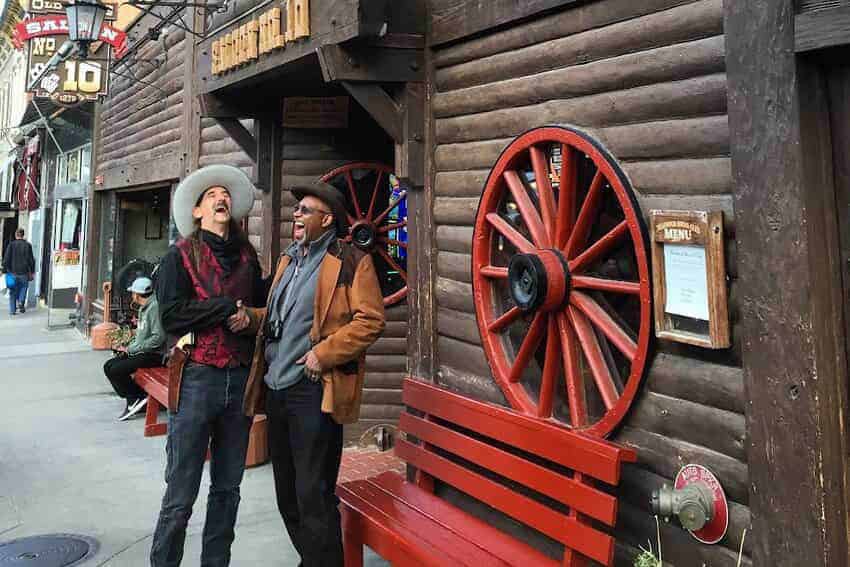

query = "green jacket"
[[127, 296, 165, 356]]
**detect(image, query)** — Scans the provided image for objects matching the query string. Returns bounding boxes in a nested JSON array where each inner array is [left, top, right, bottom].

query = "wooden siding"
[[428, 0, 748, 564]]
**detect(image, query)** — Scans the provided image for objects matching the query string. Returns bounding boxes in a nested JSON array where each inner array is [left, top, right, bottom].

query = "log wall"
[[198, 99, 405, 442], [428, 0, 748, 564]]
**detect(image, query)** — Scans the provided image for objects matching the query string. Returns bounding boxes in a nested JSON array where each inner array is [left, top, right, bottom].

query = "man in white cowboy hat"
[[241, 180, 385, 567], [102, 276, 165, 421], [150, 164, 266, 567]]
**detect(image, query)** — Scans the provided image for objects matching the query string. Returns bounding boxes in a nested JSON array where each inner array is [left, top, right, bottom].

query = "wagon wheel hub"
[[508, 249, 570, 313], [351, 220, 377, 250]]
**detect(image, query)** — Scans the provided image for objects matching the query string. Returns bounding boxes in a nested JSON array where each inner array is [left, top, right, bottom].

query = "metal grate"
[[799, 0, 850, 13], [0, 535, 97, 567]]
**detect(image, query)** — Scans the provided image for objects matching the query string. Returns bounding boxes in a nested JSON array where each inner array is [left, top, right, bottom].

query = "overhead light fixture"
[[65, 0, 108, 56]]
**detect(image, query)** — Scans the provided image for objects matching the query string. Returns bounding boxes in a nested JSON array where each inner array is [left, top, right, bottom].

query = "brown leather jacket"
[[242, 239, 386, 423]]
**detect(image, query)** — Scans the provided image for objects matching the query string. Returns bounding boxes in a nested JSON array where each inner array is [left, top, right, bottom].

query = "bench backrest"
[[398, 378, 636, 566]]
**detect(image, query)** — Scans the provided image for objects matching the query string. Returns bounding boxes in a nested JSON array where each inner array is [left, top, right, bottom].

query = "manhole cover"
[[0, 534, 96, 566]]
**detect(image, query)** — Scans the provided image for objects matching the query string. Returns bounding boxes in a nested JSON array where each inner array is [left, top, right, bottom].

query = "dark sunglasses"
[[293, 204, 331, 216]]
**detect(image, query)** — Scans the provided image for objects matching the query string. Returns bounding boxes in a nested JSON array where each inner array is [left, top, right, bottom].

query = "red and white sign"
[[674, 464, 729, 544], [14, 16, 127, 57]]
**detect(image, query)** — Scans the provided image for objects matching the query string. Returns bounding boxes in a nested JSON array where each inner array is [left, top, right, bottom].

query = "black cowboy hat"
[[291, 180, 350, 237]]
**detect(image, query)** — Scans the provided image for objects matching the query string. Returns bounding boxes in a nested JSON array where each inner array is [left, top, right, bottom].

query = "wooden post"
[[182, 6, 202, 176], [725, 1, 850, 564], [83, 102, 103, 328], [255, 115, 282, 272]]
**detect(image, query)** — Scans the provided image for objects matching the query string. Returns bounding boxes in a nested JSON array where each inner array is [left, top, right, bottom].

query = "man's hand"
[[297, 350, 322, 382], [227, 300, 250, 333]]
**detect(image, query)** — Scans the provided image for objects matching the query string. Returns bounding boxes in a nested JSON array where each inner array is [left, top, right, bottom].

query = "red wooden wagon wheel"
[[320, 162, 408, 306], [472, 126, 652, 438]]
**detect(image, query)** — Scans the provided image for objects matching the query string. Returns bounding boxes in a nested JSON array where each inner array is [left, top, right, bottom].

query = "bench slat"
[[362, 472, 559, 566], [403, 378, 635, 485], [399, 412, 617, 526], [338, 480, 515, 567], [395, 439, 614, 565]]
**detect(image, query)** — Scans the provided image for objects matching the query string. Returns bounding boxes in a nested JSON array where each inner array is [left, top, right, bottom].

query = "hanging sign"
[[650, 210, 730, 349], [283, 96, 348, 128], [27, 0, 117, 18], [14, 16, 127, 57], [26, 34, 111, 104]]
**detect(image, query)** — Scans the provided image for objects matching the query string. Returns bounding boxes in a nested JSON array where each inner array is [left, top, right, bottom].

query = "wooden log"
[[437, 307, 482, 346], [619, 465, 752, 557], [436, 225, 474, 254], [198, 152, 254, 168], [622, 157, 732, 195], [647, 352, 744, 415], [358, 404, 404, 420], [435, 170, 489, 197], [436, 276, 475, 313], [437, 251, 471, 283], [364, 372, 406, 389], [365, 355, 407, 373], [437, 335, 491, 379], [101, 89, 185, 142], [283, 159, 349, 176], [615, 426, 748, 504], [361, 388, 403, 406], [435, 0, 722, 91], [618, 501, 752, 566], [434, 197, 479, 226], [434, 35, 725, 119], [100, 111, 185, 155], [436, 364, 508, 406], [433, 0, 694, 68], [383, 320, 408, 338], [385, 304, 410, 321], [367, 337, 408, 355], [435, 116, 729, 171], [626, 391, 747, 462], [436, 73, 728, 144]]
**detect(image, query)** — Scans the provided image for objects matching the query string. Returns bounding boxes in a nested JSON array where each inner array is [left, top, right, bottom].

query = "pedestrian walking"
[[2, 228, 35, 316], [242, 181, 386, 567], [102, 276, 165, 421], [149, 164, 265, 567]]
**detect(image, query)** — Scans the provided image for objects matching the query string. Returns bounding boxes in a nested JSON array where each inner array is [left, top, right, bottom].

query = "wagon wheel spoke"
[[344, 171, 363, 219], [565, 171, 605, 259], [537, 315, 561, 417], [486, 213, 535, 254], [366, 171, 384, 221], [379, 238, 407, 249], [569, 220, 629, 274], [568, 306, 619, 410], [571, 276, 641, 295], [555, 144, 578, 249], [529, 146, 558, 244], [343, 235, 353, 243], [556, 312, 587, 427], [376, 248, 408, 283], [508, 312, 545, 383], [480, 266, 508, 279], [570, 291, 637, 361], [378, 221, 407, 233], [488, 305, 524, 333], [346, 213, 356, 225], [504, 169, 549, 248], [374, 190, 407, 226]]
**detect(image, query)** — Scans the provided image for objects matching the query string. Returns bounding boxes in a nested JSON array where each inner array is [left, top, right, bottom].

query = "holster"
[[167, 345, 190, 413]]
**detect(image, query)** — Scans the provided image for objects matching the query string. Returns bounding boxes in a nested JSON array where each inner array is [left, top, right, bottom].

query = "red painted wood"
[[341, 507, 365, 567], [570, 291, 637, 361], [373, 190, 407, 226], [569, 306, 619, 410], [376, 248, 408, 283], [363, 472, 559, 566], [378, 221, 407, 233], [489, 306, 524, 334], [366, 171, 384, 221], [472, 126, 652, 438], [398, 412, 618, 525], [557, 313, 588, 427], [345, 170, 363, 218], [504, 169, 549, 247], [402, 379, 636, 484], [538, 316, 560, 418], [395, 439, 615, 565], [480, 265, 509, 279], [508, 312, 545, 383]]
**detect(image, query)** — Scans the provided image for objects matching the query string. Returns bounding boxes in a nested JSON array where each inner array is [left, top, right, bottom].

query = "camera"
[[265, 318, 283, 342]]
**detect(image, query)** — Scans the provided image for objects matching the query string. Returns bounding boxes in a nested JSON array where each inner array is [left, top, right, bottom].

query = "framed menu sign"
[[650, 210, 730, 349]]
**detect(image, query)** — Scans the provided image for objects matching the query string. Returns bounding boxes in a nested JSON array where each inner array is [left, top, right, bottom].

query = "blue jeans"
[[8, 275, 28, 314], [150, 363, 252, 567]]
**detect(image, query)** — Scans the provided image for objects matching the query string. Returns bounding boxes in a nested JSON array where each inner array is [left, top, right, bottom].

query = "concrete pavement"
[[0, 304, 388, 566]]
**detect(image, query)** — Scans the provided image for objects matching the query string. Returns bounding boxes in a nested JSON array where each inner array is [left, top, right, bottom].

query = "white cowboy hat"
[[173, 164, 255, 237]]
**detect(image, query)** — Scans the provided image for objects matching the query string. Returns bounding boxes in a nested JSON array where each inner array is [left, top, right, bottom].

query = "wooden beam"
[[725, 1, 850, 565], [340, 81, 402, 143], [430, 0, 581, 46], [214, 117, 257, 163], [316, 44, 424, 83], [396, 82, 425, 187], [795, 7, 850, 52]]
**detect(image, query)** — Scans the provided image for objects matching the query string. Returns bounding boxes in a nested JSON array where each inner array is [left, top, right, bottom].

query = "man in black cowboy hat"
[[241, 180, 385, 567]]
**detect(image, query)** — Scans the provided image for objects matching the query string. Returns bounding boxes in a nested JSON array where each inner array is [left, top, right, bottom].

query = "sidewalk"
[[0, 305, 393, 565]]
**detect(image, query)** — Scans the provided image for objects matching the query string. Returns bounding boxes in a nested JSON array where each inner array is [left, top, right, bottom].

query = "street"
[[0, 305, 387, 566]]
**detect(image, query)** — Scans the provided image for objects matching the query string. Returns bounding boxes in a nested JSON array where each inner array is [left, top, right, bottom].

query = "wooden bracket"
[[317, 44, 424, 84], [199, 93, 256, 118], [340, 81, 403, 143], [214, 117, 257, 163]]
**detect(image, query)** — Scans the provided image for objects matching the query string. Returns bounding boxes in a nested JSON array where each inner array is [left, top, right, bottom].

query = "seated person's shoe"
[[124, 397, 148, 420]]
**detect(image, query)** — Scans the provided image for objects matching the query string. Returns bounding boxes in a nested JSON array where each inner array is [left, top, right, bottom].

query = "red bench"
[[337, 378, 636, 566], [134, 367, 269, 468]]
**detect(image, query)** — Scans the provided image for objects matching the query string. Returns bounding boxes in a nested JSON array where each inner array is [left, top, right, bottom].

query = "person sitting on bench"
[[103, 276, 165, 421]]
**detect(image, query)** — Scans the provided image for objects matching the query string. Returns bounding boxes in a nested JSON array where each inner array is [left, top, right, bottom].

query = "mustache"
[[213, 201, 230, 211]]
